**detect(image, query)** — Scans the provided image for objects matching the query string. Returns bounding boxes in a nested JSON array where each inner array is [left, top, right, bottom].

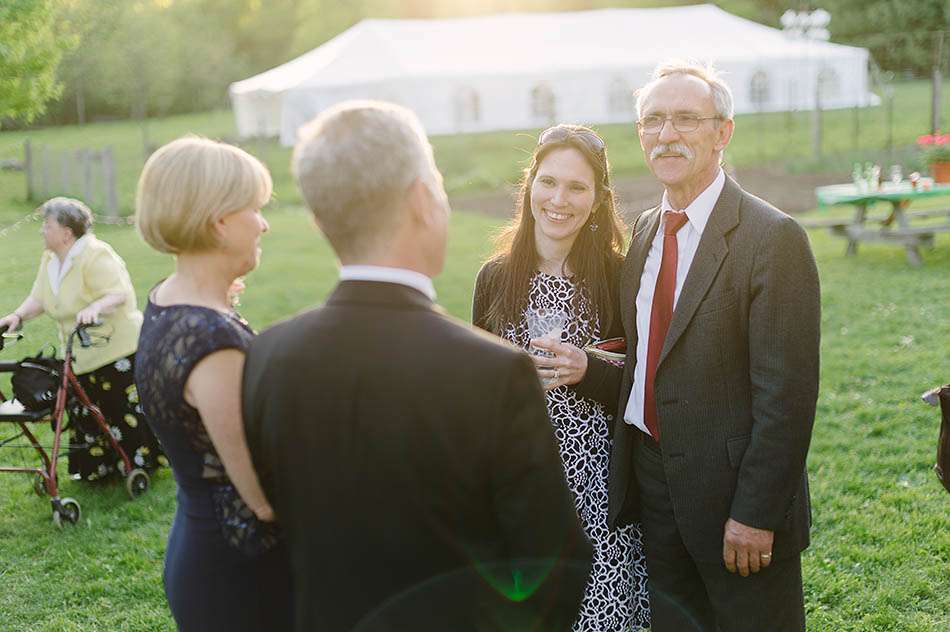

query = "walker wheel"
[[32, 473, 47, 497], [52, 498, 81, 528], [125, 468, 150, 499]]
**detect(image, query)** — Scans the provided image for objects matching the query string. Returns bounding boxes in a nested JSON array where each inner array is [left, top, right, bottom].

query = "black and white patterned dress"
[[501, 272, 651, 632]]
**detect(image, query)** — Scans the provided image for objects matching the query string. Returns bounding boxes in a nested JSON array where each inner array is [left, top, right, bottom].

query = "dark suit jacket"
[[577, 176, 821, 563], [243, 280, 592, 631]]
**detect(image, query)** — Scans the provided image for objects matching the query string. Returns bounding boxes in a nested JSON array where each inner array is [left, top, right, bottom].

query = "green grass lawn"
[[0, 205, 947, 631], [0, 79, 948, 629]]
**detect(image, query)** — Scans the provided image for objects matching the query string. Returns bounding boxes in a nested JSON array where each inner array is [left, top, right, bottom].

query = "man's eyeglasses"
[[637, 113, 722, 134], [538, 125, 606, 156]]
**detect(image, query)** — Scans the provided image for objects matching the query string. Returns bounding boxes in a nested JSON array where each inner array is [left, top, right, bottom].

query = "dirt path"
[[450, 165, 845, 221]]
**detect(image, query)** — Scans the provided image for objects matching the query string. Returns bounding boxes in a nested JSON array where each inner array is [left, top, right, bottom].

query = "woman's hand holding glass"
[[529, 337, 588, 391], [526, 308, 565, 388]]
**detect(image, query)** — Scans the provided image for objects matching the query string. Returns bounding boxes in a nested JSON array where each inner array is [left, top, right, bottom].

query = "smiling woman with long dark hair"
[[472, 124, 650, 631]]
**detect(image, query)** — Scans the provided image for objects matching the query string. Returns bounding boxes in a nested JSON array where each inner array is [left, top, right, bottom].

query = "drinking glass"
[[889, 165, 903, 186], [525, 307, 567, 386]]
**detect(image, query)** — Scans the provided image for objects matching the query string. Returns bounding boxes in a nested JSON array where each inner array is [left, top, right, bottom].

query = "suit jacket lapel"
[[659, 176, 741, 366], [616, 208, 662, 403], [621, 208, 662, 337]]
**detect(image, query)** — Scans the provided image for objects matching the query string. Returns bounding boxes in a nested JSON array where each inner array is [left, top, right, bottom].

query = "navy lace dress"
[[135, 298, 292, 632]]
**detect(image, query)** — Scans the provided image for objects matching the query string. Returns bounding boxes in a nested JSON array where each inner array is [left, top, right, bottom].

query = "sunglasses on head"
[[538, 126, 606, 155]]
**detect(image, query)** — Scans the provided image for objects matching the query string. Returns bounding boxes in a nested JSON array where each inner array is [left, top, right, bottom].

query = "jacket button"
[[606, 414, 614, 421]]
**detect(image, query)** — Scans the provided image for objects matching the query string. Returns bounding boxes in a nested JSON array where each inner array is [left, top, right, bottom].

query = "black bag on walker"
[[11, 352, 62, 412]]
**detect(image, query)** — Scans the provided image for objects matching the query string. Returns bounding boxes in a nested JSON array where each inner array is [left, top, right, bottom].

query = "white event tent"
[[228, 4, 877, 145]]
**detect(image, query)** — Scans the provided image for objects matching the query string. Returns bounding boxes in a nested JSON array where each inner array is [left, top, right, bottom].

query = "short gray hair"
[[39, 197, 94, 238], [291, 100, 437, 260], [635, 60, 735, 121]]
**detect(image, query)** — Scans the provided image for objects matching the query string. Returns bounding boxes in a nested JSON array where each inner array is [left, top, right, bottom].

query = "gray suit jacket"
[[577, 175, 821, 563]]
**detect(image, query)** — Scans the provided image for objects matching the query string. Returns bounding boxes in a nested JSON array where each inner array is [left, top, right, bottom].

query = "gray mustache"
[[651, 143, 693, 161]]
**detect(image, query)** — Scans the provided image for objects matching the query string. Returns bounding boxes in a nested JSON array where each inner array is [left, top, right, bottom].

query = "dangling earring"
[[589, 202, 601, 232]]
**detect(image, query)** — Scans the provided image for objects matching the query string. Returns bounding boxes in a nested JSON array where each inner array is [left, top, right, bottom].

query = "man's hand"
[[723, 518, 774, 577], [528, 338, 588, 391]]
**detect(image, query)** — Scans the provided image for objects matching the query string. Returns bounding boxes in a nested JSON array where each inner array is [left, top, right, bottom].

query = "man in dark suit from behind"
[[242, 101, 592, 631], [535, 61, 821, 631]]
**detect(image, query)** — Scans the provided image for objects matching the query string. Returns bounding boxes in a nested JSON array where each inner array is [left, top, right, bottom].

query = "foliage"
[[52, 0, 251, 124], [805, 0, 947, 76], [0, 0, 72, 127], [23, 0, 943, 128]]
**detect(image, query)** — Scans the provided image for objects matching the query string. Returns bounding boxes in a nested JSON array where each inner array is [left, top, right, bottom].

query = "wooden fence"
[[23, 140, 119, 218]]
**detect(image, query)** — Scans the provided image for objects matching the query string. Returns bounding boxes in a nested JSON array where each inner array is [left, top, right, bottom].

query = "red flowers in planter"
[[918, 133, 950, 167], [917, 133, 950, 146]]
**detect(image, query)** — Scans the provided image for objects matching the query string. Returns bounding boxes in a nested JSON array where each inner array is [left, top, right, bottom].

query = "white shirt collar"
[[659, 168, 725, 236], [47, 234, 90, 295], [339, 265, 437, 301]]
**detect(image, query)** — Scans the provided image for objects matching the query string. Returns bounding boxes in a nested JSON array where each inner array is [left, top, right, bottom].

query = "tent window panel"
[[817, 67, 839, 102], [787, 79, 799, 110], [531, 83, 556, 123], [750, 71, 770, 108], [608, 77, 633, 115], [454, 88, 480, 125]]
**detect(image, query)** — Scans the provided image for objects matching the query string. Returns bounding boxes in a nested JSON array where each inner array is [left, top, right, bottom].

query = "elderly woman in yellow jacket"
[[0, 197, 165, 481]]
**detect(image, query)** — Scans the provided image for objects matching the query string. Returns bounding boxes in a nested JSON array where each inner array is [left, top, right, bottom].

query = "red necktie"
[[643, 210, 688, 440]]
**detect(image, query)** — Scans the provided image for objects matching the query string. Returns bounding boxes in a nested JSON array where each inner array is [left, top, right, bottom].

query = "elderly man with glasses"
[[540, 60, 821, 631]]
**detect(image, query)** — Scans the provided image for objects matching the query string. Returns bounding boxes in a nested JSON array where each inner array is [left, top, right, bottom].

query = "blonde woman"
[[133, 136, 291, 631], [0, 197, 164, 481]]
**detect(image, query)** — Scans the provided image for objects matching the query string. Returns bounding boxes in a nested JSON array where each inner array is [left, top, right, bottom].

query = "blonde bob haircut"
[[135, 135, 272, 254]]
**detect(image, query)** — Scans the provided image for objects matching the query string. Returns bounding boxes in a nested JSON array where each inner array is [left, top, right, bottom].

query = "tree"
[[55, 0, 123, 124], [0, 0, 71, 127], [816, 0, 947, 76]]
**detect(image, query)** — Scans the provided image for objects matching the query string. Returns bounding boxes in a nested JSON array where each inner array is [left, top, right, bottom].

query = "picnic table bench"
[[809, 183, 950, 266]]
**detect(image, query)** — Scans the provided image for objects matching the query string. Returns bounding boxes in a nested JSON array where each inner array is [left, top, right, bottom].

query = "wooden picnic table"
[[812, 182, 950, 266]]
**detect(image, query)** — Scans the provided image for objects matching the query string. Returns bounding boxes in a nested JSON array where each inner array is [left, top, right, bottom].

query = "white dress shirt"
[[339, 265, 437, 301], [623, 168, 725, 435], [47, 234, 89, 295]]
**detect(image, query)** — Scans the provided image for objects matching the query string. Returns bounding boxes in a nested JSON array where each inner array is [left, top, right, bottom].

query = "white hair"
[[291, 100, 438, 260], [635, 59, 735, 121]]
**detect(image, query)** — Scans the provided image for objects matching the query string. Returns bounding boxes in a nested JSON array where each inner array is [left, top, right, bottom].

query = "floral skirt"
[[67, 353, 166, 481]]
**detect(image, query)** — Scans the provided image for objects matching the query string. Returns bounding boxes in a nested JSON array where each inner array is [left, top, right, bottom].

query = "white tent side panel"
[[232, 92, 284, 138], [279, 69, 655, 145], [228, 5, 881, 145], [720, 48, 875, 114], [279, 54, 874, 145]]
